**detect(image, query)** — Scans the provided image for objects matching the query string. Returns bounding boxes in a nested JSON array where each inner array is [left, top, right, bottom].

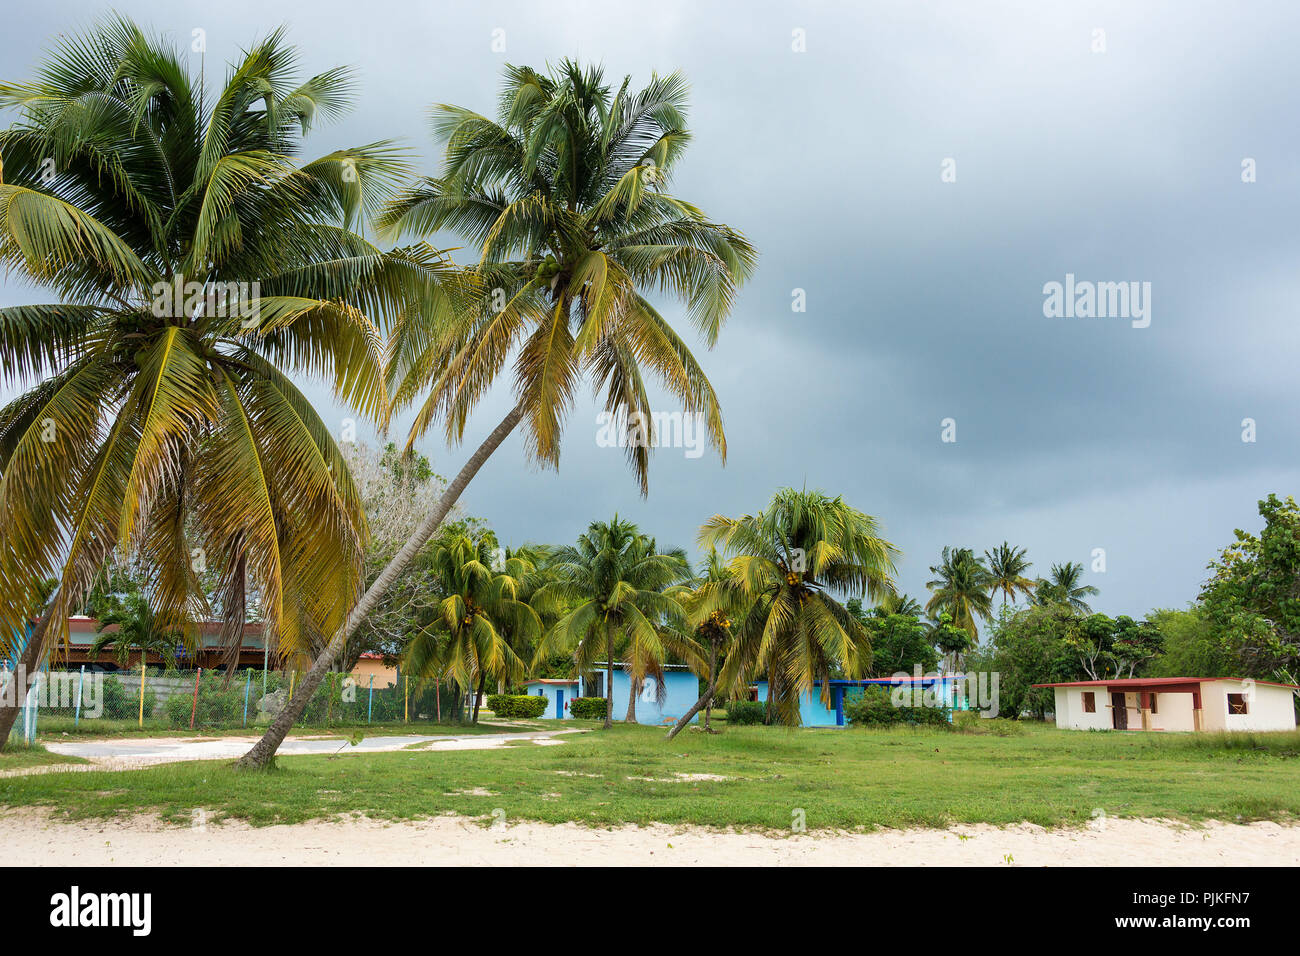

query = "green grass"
[[33, 716, 546, 740], [4, 721, 1300, 832], [0, 744, 89, 771]]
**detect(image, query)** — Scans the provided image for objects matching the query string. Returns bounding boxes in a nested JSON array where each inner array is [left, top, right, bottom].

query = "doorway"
[[1111, 692, 1128, 729]]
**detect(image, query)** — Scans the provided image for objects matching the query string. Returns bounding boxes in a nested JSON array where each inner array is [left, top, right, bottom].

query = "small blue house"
[[753, 675, 968, 727], [524, 663, 700, 725]]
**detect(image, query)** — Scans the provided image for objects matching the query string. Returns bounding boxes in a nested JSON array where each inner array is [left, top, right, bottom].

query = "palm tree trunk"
[[665, 676, 716, 741], [235, 402, 525, 769], [603, 631, 614, 730], [472, 672, 485, 723], [0, 611, 53, 750], [704, 641, 718, 732], [625, 673, 637, 723]]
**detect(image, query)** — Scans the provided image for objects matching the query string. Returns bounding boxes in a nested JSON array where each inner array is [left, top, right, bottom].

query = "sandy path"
[[2, 808, 1296, 866]]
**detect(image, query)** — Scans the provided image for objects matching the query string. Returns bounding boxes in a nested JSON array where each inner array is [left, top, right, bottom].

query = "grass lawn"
[[3, 721, 1300, 832], [0, 745, 90, 771], [32, 716, 547, 740]]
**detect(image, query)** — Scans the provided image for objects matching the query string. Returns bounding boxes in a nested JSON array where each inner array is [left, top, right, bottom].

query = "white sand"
[[2, 808, 1297, 866]]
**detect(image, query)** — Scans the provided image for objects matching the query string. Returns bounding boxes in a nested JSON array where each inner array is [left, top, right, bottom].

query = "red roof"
[[1033, 676, 1299, 690]]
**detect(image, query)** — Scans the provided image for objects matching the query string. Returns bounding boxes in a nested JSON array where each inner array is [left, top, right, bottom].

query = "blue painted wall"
[[523, 681, 578, 719], [526, 668, 700, 725], [753, 678, 964, 727]]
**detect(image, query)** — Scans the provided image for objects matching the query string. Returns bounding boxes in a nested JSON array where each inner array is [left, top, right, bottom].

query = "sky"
[[3, 0, 1298, 619]]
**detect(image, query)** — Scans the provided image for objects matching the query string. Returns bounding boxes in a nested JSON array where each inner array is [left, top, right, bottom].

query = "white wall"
[[1054, 687, 1113, 730], [1200, 680, 1297, 732]]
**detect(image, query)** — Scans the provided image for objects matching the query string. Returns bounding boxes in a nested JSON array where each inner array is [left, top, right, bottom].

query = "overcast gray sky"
[[3, 0, 1298, 620]]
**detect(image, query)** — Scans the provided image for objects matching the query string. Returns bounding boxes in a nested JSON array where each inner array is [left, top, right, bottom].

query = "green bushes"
[[844, 686, 950, 728], [724, 700, 766, 725], [486, 694, 549, 719], [164, 671, 243, 728], [569, 697, 609, 720], [99, 674, 156, 720]]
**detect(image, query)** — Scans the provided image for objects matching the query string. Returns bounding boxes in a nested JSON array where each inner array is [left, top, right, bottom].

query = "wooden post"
[[242, 671, 251, 727], [74, 665, 84, 729], [404, 675, 409, 723], [137, 658, 146, 727], [367, 674, 374, 724]]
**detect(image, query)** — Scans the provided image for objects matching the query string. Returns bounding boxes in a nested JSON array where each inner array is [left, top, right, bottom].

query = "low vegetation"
[[3, 723, 1298, 831]]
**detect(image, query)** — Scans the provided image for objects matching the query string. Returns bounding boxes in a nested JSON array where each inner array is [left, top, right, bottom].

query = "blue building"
[[753, 675, 968, 727], [524, 663, 701, 725]]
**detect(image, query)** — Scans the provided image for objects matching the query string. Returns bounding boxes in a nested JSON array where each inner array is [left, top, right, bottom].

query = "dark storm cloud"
[[3, 0, 1297, 620]]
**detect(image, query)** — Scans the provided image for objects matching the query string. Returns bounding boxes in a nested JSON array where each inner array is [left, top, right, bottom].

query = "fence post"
[[404, 675, 409, 723], [74, 665, 85, 729], [189, 667, 202, 730], [138, 658, 146, 727], [243, 671, 251, 726], [289, 670, 296, 703], [367, 675, 374, 724], [24, 673, 39, 744]]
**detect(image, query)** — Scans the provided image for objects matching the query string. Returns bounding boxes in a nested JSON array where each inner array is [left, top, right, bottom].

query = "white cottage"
[[1035, 677, 1298, 732]]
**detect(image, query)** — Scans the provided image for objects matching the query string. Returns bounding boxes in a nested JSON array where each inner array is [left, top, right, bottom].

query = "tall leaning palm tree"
[[924, 547, 994, 641], [1034, 561, 1099, 614], [401, 533, 540, 723], [985, 542, 1035, 608], [0, 19, 451, 748], [701, 489, 899, 726], [532, 517, 690, 730], [238, 61, 754, 767]]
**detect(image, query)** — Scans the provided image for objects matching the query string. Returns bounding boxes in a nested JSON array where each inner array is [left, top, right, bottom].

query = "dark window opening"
[[1082, 691, 1096, 713], [1227, 693, 1249, 715]]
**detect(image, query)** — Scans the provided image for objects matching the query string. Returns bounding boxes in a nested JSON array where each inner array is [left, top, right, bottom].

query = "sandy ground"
[[1, 808, 1297, 865]]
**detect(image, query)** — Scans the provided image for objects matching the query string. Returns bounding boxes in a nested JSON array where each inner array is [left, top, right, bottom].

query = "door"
[[556, 689, 564, 718], [1111, 692, 1128, 729]]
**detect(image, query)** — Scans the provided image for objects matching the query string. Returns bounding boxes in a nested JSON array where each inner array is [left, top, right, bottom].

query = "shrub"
[[100, 674, 156, 720], [569, 696, 609, 720], [844, 686, 951, 728], [952, 711, 1026, 736], [725, 700, 766, 725], [486, 694, 549, 719]]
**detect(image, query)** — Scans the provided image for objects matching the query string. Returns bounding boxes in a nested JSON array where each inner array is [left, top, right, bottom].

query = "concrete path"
[[27, 727, 585, 772]]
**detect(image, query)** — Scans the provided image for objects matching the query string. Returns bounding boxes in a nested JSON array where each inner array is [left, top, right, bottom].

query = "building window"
[[1227, 693, 1249, 715], [1081, 691, 1096, 713], [584, 674, 603, 699], [1149, 694, 1158, 714]]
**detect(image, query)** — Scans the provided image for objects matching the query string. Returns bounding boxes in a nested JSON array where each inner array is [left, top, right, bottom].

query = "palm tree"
[[238, 60, 754, 767], [925, 547, 994, 641], [400, 533, 541, 723], [878, 591, 923, 618], [1034, 561, 1099, 614], [89, 590, 182, 670], [985, 542, 1035, 607], [664, 549, 749, 739], [699, 489, 899, 726], [533, 517, 691, 729], [0, 19, 449, 747]]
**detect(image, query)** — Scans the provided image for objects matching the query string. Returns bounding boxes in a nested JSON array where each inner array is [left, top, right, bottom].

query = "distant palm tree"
[[925, 547, 994, 640], [879, 591, 924, 618], [401, 534, 541, 723], [1034, 561, 1099, 614], [239, 59, 755, 767], [700, 489, 899, 726], [533, 517, 691, 729], [985, 542, 1035, 607], [89, 591, 182, 670], [663, 549, 746, 737], [0, 18, 448, 748]]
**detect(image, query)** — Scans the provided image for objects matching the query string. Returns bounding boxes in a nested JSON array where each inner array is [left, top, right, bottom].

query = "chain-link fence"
[[7, 666, 470, 741]]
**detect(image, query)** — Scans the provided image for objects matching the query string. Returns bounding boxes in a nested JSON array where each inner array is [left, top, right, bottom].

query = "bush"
[[100, 674, 156, 720], [952, 711, 1026, 736], [569, 697, 609, 720], [486, 694, 548, 719], [725, 700, 766, 725], [844, 686, 950, 728]]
